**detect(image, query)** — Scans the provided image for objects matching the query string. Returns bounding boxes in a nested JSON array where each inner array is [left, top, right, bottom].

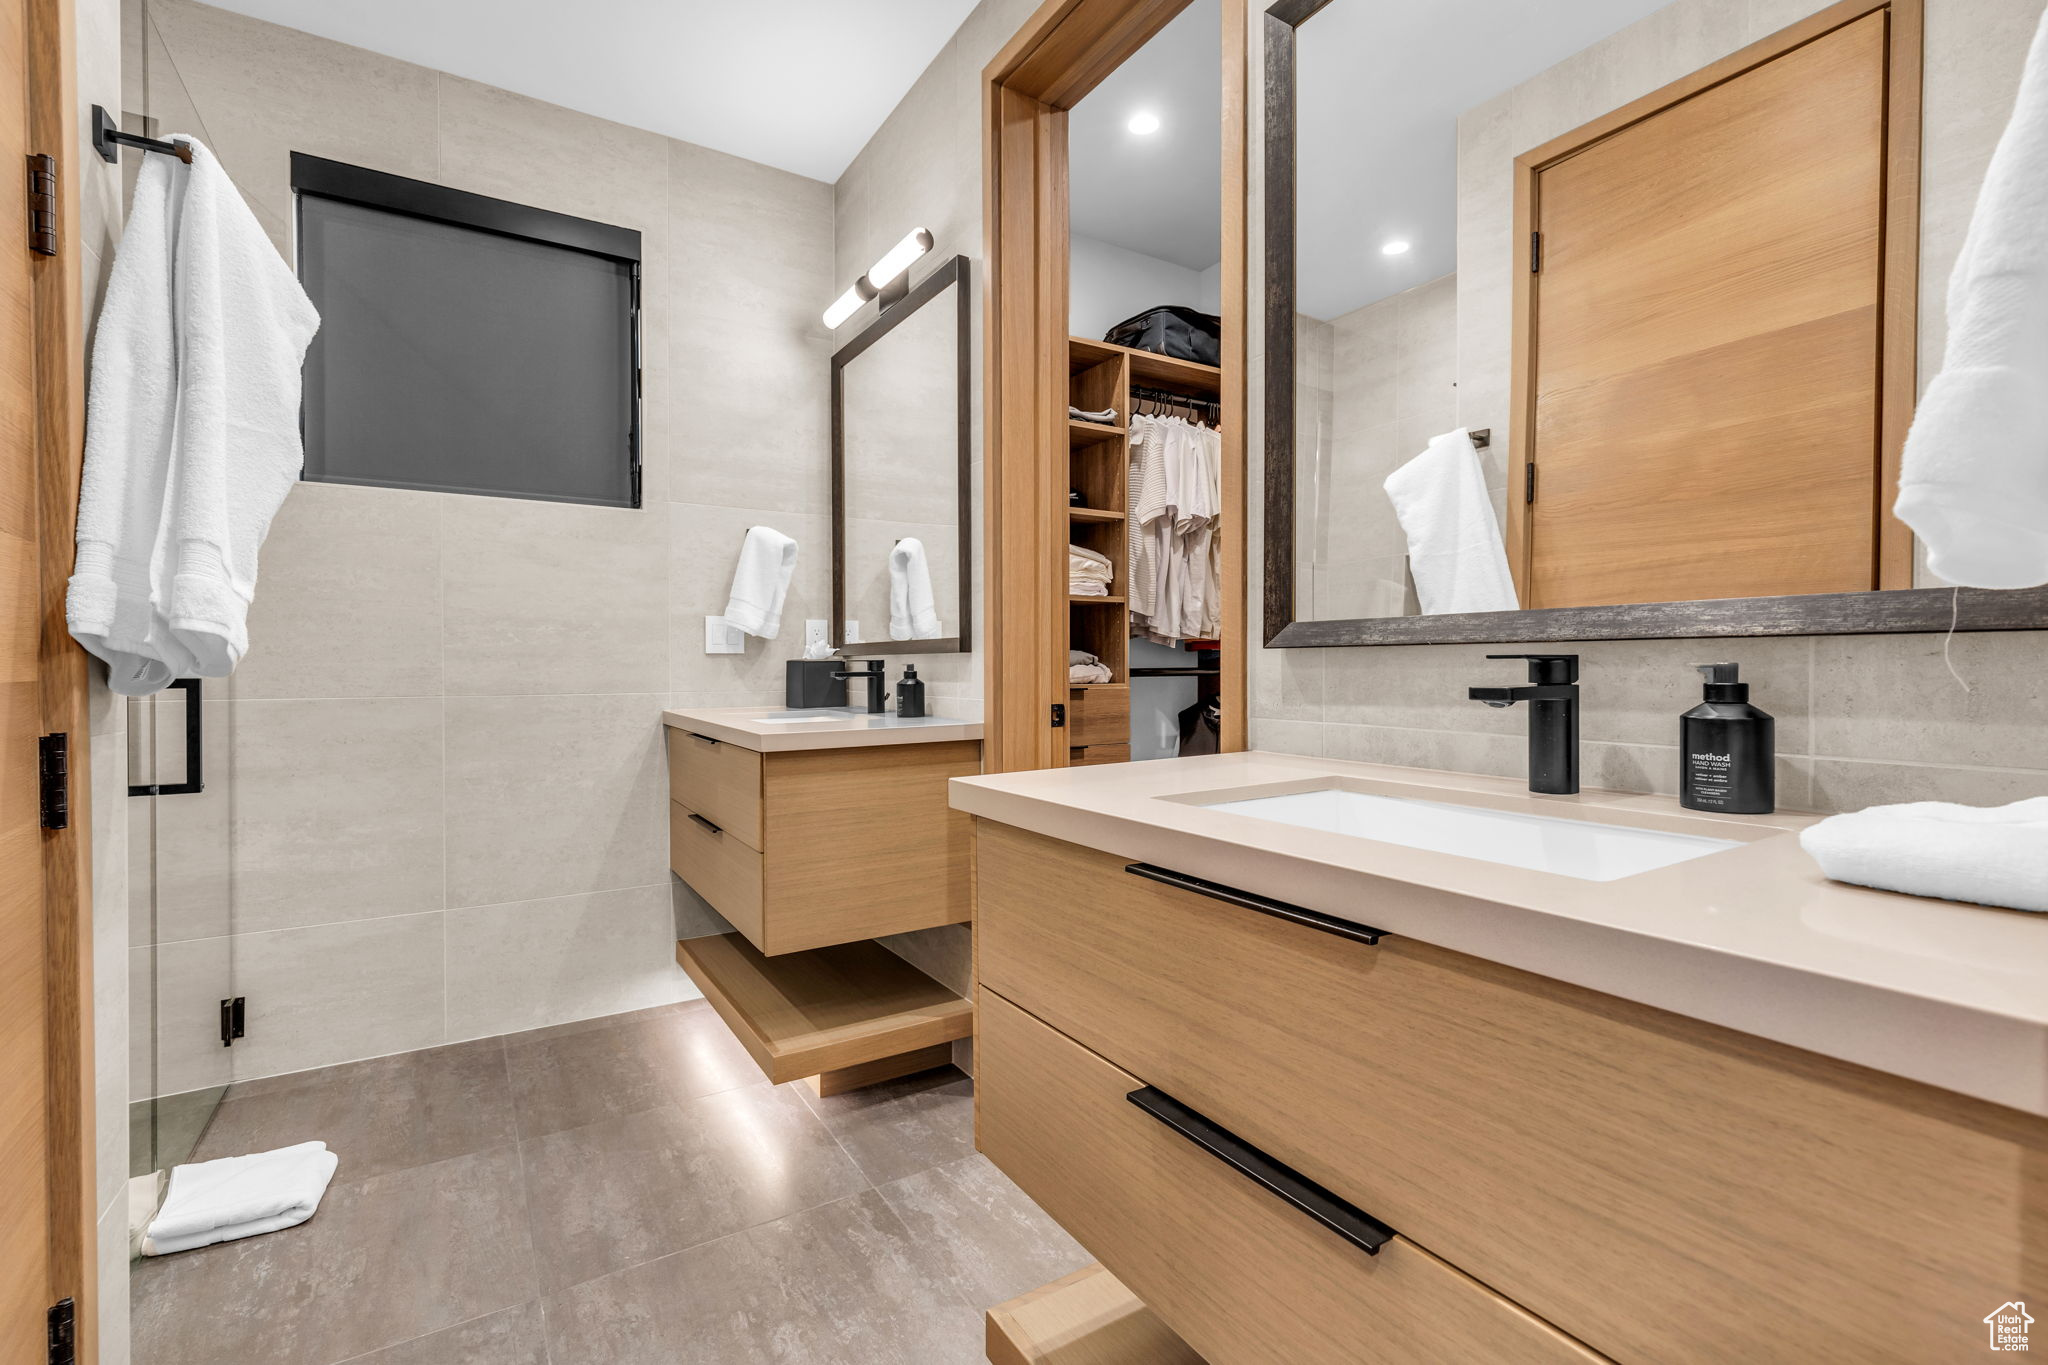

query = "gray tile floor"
[[131, 1000, 1091, 1365]]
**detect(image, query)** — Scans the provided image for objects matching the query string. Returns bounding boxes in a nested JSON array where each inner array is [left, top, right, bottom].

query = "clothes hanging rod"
[[1131, 384, 1220, 417], [92, 105, 192, 165]]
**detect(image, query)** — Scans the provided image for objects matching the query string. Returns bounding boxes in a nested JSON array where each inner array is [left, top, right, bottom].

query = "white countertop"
[[950, 751, 2048, 1116], [663, 705, 983, 753]]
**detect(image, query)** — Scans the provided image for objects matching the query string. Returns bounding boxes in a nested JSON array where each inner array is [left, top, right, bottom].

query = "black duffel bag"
[[1103, 305, 1222, 367]]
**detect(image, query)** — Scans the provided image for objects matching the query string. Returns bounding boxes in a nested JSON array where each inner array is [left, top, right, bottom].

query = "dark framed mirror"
[[1262, 0, 2048, 648], [831, 253, 973, 654]]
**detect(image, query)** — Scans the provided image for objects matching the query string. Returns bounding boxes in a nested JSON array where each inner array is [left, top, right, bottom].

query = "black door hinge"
[[1525, 463, 1538, 504], [38, 734, 69, 830], [1530, 231, 1542, 274], [220, 996, 245, 1047], [47, 1298, 75, 1365], [1050, 703, 1066, 729], [28, 154, 57, 257]]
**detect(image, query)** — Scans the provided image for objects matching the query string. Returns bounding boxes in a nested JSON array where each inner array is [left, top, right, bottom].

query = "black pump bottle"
[[1679, 663, 1774, 814], [895, 664, 926, 719]]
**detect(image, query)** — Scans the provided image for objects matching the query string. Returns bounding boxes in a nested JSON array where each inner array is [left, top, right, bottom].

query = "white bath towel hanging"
[[1799, 798, 2048, 914], [142, 1141, 340, 1256], [68, 137, 321, 694], [723, 525, 798, 638], [1894, 6, 2048, 589], [1383, 429, 1519, 616], [889, 537, 941, 640]]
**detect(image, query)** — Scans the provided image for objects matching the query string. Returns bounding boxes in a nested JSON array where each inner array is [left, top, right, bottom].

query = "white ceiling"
[[1069, 0, 1223, 273], [1294, 0, 1672, 320], [1068, 0, 1677, 319], [197, 0, 979, 183]]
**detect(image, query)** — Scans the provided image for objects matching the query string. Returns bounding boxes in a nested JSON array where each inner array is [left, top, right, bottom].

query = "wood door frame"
[[1506, 0, 1923, 603], [982, 0, 1249, 773], [22, 0, 99, 1356]]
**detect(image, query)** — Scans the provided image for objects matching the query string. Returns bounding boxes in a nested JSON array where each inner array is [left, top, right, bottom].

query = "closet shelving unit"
[[1064, 334, 1223, 766]]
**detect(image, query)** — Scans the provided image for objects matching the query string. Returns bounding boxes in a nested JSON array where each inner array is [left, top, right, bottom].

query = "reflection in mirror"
[[834, 257, 970, 652], [1288, 0, 1920, 623]]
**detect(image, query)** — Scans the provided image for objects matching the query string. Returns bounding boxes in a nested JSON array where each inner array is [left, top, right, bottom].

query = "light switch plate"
[[703, 616, 745, 654]]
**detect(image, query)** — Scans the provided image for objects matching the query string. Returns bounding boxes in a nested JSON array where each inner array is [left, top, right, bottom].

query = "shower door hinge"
[[38, 734, 70, 830], [47, 1298, 75, 1365], [220, 997, 246, 1047], [1050, 703, 1066, 729], [28, 154, 58, 257], [1530, 231, 1543, 273]]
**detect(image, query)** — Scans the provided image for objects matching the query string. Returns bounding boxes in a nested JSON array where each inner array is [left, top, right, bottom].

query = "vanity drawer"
[[976, 989, 1607, 1365], [975, 820, 2048, 1365], [669, 799, 764, 943], [665, 727, 764, 849]]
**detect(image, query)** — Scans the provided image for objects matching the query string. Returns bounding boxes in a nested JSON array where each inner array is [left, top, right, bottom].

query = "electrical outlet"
[[805, 619, 830, 654], [845, 619, 861, 643], [703, 616, 745, 654]]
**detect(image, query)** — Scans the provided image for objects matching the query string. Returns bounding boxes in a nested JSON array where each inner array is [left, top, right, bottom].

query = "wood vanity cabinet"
[[666, 726, 977, 955], [973, 820, 2048, 1365]]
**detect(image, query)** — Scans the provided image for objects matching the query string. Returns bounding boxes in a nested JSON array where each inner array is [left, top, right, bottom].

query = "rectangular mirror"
[[1264, 0, 2048, 646], [832, 254, 972, 654]]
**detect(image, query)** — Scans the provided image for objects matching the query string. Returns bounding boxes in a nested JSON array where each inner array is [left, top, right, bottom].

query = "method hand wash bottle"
[[1680, 663, 1774, 814]]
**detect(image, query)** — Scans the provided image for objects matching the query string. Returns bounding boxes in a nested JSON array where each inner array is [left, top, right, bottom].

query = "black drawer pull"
[[1127, 1086, 1394, 1256], [688, 813, 724, 835], [1125, 864, 1385, 945], [689, 731, 721, 746]]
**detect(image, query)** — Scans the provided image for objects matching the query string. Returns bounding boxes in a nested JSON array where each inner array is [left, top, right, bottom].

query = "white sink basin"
[[1199, 787, 1741, 882]]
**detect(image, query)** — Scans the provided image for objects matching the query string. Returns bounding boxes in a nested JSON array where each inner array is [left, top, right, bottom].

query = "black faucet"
[[1469, 654, 1580, 795], [834, 659, 888, 714]]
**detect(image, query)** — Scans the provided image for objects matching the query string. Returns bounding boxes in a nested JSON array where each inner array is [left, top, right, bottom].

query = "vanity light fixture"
[[1381, 239, 1412, 255], [1128, 110, 1162, 135], [821, 227, 935, 327]]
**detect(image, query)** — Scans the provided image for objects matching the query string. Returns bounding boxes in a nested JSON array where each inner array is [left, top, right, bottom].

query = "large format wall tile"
[[131, 938, 234, 1101], [235, 484, 444, 700], [437, 73, 669, 235], [445, 885, 693, 1040], [229, 698, 445, 934], [1811, 632, 2048, 770], [668, 504, 831, 699], [227, 913, 446, 1081], [670, 138, 834, 333], [445, 694, 669, 908], [443, 497, 668, 697], [667, 321, 831, 513], [128, 695, 231, 945]]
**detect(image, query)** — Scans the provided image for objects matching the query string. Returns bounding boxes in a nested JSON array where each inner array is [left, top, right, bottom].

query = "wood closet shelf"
[[1068, 419, 1124, 447], [1069, 595, 1125, 604], [1068, 507, 1124, 523], [675, 933, 973, 1085], [1069, 334, 1223, 390]]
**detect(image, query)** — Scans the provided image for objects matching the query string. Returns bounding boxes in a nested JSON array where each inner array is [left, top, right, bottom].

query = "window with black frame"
[[293, 154, 643, 508]]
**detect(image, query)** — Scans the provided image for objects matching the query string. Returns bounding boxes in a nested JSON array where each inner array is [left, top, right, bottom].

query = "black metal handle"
[[688, 812, 723, 835], [128, 678, 204, 797], [689, 731, 721, 746], [1125, 864, 1384, 945], [1127, 1087, 1394, 1256]]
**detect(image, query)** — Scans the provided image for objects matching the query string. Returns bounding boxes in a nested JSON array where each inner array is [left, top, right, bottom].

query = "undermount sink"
[[1195, 786, 1744, 882]]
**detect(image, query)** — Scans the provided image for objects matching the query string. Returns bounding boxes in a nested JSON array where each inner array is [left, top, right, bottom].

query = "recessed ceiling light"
[[1127, 111, 1161, 136], [1381, 240, 1412, 256]]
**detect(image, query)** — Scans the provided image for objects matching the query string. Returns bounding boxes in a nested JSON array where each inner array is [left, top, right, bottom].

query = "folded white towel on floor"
[[889, 537, 941, 640], [1383, 429, 1519, 615], [1894, 6, 2048, 589], [1799, 798, 2048, 913], [142, 1141, 340, 1256], [722, 526, 798, 639]]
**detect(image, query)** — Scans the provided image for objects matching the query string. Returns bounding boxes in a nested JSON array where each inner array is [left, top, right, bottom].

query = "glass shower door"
[[128, 677, 234, 1178]]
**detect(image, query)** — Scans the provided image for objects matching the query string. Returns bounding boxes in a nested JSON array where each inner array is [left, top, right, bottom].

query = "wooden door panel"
[[1527, 11, 1888, 608]]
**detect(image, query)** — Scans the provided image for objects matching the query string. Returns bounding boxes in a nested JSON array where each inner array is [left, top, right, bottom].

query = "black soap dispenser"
[[1680, 663, 1774, 814], [895, 664, 926, 719]]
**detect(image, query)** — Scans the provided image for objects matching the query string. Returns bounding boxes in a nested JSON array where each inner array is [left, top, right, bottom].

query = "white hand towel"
[[722, 526, 798, 639], [1383, 429, 1520, 616], [1894, 8, 2048, 589], [1799, 798, 2048, 913], [889, 537, 941, 640], [142, 1141, 340, 1256], [69, 138, 321, 694]]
